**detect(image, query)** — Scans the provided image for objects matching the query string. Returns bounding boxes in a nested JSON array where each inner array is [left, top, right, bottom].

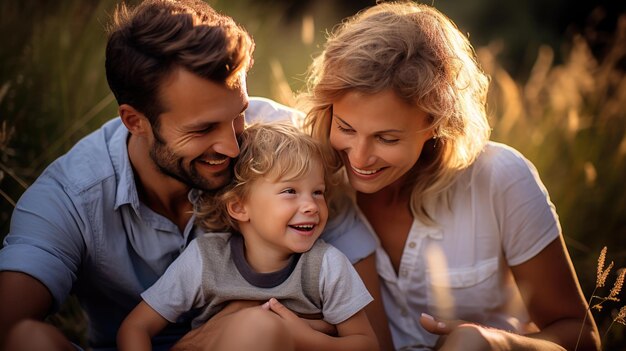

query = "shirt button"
[[408, 241, 416, 249], [401, 309, 409, 317], [400, 269, 408, 278]]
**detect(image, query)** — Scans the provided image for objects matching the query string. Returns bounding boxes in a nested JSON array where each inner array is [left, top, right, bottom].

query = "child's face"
[[238, 160, 328, 256]]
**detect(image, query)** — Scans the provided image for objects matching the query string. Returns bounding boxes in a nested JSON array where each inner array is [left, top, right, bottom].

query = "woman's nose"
[[349, 138, 374, 168]]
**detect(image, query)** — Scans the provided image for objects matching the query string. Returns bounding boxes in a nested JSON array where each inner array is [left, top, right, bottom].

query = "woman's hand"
[[419, 313, 577, 351], [419, 313, 497, 351]]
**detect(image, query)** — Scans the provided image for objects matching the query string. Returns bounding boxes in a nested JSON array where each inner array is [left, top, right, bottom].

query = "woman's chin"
[[347, 176, 385, 194]]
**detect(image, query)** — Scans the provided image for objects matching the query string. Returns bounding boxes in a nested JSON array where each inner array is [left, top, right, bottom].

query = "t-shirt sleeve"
[[491, 146, 561, 266], [0, 177, 86, 311], [141, 239, 206, 323], [319, 246, 373, 324], [321, 195, 377, 264]]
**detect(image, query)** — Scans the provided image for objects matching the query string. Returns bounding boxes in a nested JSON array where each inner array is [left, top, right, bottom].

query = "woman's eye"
[[336, 124, 354, 133], [378, 136, 399, 144]]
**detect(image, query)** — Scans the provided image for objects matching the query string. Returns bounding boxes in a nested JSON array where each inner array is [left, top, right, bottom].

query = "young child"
[[117, 122, 378, 351]]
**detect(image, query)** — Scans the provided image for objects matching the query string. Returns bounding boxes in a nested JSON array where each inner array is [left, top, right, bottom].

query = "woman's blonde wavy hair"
[[196, 122, 331, 232], [300, 1, 491, 224]]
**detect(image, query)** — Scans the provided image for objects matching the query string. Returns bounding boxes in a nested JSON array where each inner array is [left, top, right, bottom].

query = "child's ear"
[[119, 104, 150, 136], [227, 198, 249, 222]]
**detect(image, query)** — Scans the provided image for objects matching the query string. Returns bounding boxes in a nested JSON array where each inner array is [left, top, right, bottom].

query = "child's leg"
[[3, 319, 78, 351], [212, 308, 294, 351], [172, 302, 294, 351]]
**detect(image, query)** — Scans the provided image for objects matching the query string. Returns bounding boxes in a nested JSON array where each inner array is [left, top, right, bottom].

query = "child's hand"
[[262, 298, 321, 348], [262, 298, 337, 335], [262, 298, 302, 324]]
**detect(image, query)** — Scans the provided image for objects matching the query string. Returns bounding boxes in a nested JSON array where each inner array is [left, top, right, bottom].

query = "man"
[[0, 1, 387, 350]]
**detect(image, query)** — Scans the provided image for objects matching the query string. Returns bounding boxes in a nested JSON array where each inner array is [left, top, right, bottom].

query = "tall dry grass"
[[478, 14, 626, 349], [575, 247, 625, 350]]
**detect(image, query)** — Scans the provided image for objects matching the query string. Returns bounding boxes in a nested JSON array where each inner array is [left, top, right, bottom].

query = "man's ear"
[[227, 198, 249, 222], [119, 104, 150, 136]]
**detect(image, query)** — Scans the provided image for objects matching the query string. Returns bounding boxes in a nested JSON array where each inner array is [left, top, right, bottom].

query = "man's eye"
[[195, 125, 216, 134]]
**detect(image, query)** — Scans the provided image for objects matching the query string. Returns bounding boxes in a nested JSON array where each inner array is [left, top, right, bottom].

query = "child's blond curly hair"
[[195, 122, 332, 232]]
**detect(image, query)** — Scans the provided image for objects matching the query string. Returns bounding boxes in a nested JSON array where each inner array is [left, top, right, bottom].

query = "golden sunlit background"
[[1, 0, 625, 349]]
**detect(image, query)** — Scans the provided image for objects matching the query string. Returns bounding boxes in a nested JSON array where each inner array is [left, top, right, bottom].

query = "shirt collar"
[[108, 121, 206, 227], [188, 188, 203, 207], [108, 120, 141, 214]]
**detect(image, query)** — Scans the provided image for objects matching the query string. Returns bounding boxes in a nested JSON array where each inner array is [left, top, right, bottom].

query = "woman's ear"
[[119, 104, 150, 136], [227, 198, 249, 222]]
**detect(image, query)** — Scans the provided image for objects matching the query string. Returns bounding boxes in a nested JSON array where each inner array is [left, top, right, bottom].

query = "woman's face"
[[330, 90, 433, 194]]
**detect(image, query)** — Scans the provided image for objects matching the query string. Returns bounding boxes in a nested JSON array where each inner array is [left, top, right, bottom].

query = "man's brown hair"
[[105, 0, 254, 125]]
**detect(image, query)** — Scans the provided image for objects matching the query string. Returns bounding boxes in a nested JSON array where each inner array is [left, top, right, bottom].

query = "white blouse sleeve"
[[488, 144, 561, 266]]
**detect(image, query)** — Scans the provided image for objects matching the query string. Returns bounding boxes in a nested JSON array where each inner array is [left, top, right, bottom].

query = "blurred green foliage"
[[1, 0, 625, 349]]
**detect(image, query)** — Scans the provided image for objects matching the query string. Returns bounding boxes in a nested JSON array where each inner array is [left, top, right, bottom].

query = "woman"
[[300, 2, 600, 350]]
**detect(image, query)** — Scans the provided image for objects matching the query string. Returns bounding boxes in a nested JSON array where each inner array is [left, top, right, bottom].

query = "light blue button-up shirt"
[[0, 98, 376, 350]]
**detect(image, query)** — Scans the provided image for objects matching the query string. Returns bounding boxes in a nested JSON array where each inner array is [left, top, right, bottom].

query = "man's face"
[[149, 68, 248, 191]]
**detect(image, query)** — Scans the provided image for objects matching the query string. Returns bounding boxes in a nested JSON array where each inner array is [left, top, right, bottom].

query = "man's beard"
[[149, 137, 232, 192]]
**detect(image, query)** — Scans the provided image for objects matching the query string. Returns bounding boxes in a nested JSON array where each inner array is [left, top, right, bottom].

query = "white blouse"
[[362, 142, 560, 350]]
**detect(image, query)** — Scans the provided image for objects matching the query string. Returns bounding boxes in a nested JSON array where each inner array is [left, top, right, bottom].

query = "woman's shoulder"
[[477, 141, 529, 165], [458, 142, 540, 189], [473, 142, 536, 175]]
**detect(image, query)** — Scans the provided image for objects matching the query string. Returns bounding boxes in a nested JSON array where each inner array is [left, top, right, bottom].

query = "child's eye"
[[313, 189, 325, 197], [281, 188, 296, 194]]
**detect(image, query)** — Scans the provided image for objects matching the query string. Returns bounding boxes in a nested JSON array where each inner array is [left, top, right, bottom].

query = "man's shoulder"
[[245, 97, 304, 124], [41, 118, 125, 194]]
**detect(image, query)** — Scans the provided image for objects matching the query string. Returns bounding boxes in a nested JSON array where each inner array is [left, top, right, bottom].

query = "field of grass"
[[1, 0, 625, 349]]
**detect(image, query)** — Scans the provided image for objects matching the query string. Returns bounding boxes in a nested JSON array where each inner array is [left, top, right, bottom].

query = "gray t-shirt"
[[142, 233, 373, 327]]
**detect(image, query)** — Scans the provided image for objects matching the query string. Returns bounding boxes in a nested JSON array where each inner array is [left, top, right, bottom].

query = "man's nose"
[[213, 122, 240, 158]]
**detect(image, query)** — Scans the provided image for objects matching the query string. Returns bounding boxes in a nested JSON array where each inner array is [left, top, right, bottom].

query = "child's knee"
[[5, 319, 75, 351], [225, 308, 293, 350], [241, 308, 287, 335]]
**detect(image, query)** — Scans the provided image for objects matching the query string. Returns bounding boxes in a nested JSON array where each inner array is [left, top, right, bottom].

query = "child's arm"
[[117, 301, 170, 351], [334, 309, 379, 351], [265, 298, 378, 351]]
